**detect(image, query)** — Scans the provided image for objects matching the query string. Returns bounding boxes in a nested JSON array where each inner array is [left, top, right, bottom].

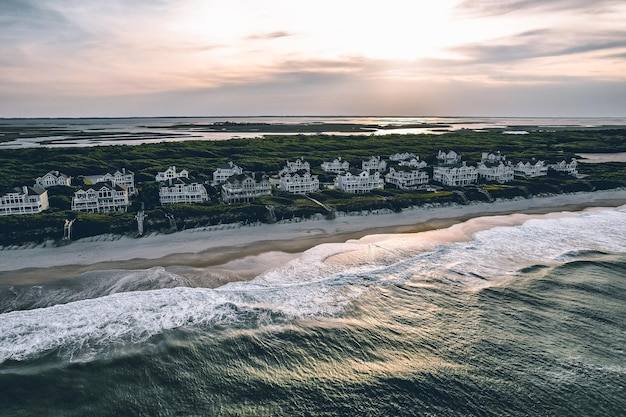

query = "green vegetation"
[[0, 129, 625, 246]]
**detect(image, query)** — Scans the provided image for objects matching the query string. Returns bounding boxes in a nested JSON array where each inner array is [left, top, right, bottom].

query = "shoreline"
[[1, 189, 626, 286]]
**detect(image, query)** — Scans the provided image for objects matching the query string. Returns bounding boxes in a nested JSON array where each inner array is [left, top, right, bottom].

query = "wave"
[[1, 208, 625, 364], [0, 268, 374, 363], [0, 251, 301, 314], [0, 267, 191, 314]]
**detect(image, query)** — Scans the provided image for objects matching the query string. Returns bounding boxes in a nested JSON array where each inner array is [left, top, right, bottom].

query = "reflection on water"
[[576, 152, 626, 163]]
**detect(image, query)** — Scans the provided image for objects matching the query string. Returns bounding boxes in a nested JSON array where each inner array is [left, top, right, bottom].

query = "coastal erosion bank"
[[1, 189, 626, 286]]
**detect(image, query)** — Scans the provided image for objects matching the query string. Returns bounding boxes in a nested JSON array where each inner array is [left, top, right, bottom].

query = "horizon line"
[[1, 115, 625, 120]]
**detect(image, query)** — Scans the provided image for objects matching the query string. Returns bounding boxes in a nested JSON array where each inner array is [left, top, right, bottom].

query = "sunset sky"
[[1, 0, 625, 117]]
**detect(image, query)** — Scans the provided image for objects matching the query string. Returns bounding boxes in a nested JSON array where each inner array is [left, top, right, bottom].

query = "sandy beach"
[[1, 189, 626, 286]]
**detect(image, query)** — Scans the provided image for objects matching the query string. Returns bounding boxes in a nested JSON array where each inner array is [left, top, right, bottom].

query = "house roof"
[[7, 186, 46, 196], [80, 181, 127, 192], [36, 170, 69, 181], [110, 168, 134, 176], [390, 165, 421, 173], [225, 173, 253, 184]]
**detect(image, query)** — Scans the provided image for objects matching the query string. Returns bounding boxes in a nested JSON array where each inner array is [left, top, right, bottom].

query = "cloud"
[[1, 0, 624, 117], [451, 29, 626, 63], [607, 52, 626, 59], [0, 0, 85, 43], [3, 71, 624, 118], [455, 0, 624, 16], [246, 31, 296, 40]]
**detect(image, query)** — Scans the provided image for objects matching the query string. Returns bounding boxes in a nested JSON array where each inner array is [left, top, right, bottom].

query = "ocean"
[[1, 208, 625, 416]]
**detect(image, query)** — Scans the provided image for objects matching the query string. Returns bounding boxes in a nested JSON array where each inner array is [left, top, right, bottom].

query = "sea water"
[[0, 208, 625, 416]]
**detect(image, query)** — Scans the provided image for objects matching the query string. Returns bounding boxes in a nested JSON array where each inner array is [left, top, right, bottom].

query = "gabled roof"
[[80, 181, 127, 192], [224, 173, 253, 184], [390, 165, 421, 173], [161, 177, 194, 187], [10, 186, 46, 196], [42, 170, 70, 178], [110, 168, 134, 176], [344, 168, 366, 176]]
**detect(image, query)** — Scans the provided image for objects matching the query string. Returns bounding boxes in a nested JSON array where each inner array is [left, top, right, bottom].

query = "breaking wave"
[[1, 208, 625, 364]]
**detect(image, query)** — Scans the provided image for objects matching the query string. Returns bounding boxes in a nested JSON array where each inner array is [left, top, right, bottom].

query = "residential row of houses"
[[0, 151, 581, 215]]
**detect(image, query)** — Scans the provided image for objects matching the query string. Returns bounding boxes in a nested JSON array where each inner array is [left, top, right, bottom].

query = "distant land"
[[1, 116, 625, 148]]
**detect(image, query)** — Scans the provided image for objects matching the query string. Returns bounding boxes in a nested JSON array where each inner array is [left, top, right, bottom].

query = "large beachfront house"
[[213, 161, 243, 185], [321, 157, 350, 173], [95, 168, 136, 195], [433, 163, 478, 187], [513, 161, 548, 178], [549, 159, 579, 177], [221, 173, 272, 204], [477, 162, 514, 183], [35, 171, 71, 188], [385, 167, 429, 189], [71, 182, 130, 213], [159, 178, 209, 205], [0, 186, 49, 216], [155, 166, 189, 182], [334, 170, 384, 193], [279, 170, 320, 194]]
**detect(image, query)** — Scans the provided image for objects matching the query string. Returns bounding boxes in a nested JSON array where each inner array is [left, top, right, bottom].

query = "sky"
[[1, 0, 625, 117]]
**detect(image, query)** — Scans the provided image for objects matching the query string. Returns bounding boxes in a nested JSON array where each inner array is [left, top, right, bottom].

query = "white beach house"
[[213, 161, 243, 184], [71, 182, 130, 213], [362, 156, 387, 172], [279, 170, 320, 194], [549, 159, 579, 176], [155, 166, 189, 182], [334, 170, 384, 193], [433, 162, 478, 186], [95, 168, 136, 195], [321, 157, 350, 173], [513, 161, 548, 178], [477, 162, 514, 183], [222, 173, 272, 204], [481, 152, 507, 163], [35, 171, 71, 188], [389, 152, 416, 162], [159, 178, 209, 205], [398, 158, 428, 169], [279, 159, 311, 176], [0, 186, 49, 216], [385, 167, 429, 189], [437, 150, 462, 165]]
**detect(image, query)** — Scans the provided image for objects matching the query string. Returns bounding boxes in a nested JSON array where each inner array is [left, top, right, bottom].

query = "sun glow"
[[170, 1, 469, 61], [2, 0, 625, 116]]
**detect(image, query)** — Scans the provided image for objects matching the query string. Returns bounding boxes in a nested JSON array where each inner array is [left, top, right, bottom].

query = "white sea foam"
[[1, 208, 625, 363], [395, 208, 626, 285], [0, 267, 369, 362]]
